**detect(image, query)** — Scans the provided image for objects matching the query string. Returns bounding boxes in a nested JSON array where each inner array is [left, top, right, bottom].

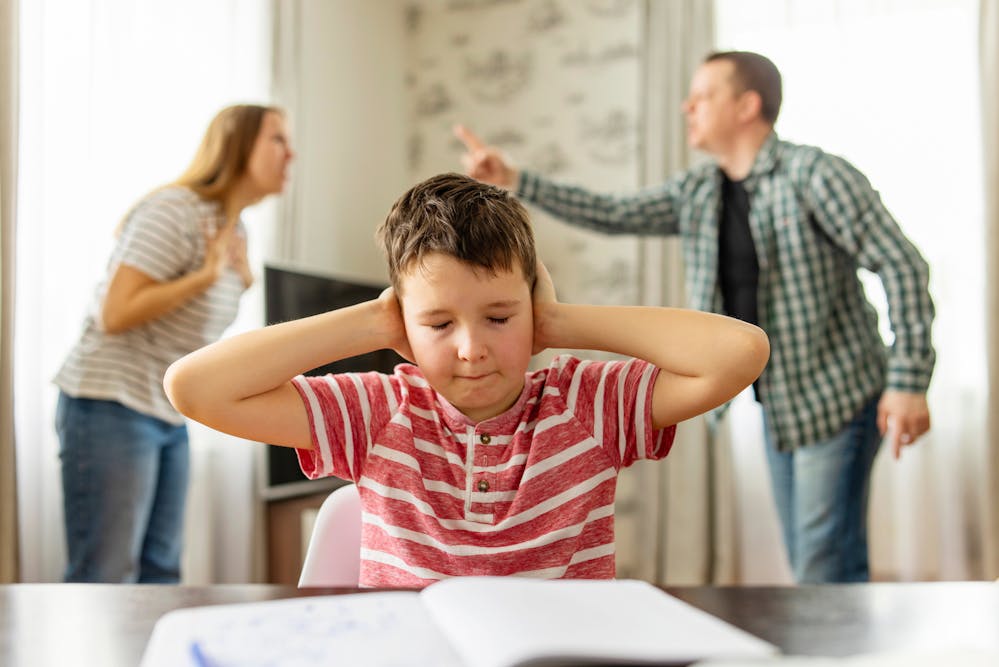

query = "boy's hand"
[[454, 125, 519, 190], [377, 287, 415, 363], [531, 260, 558, 355]]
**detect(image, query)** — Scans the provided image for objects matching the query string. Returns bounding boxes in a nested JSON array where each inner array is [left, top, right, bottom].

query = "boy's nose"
[[457, 330, 487, 361]]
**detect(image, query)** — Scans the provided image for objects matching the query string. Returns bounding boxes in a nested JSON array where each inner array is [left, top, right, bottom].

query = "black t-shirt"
[[718, 173, 760, 325]]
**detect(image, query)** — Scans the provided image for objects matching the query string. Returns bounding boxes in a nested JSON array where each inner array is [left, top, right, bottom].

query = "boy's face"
[[398, 252, 533, 423]]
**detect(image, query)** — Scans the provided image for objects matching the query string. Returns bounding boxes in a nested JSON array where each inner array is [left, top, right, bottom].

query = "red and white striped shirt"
[[293, 354, 675, 588]]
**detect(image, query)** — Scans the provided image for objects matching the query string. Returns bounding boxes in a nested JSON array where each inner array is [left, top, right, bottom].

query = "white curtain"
[[1, 0, 20, 584], [15, 0, 274, 583], [979, 0, 999, 581], [632, 0, 725, 585], [715, 0, 989, 581]]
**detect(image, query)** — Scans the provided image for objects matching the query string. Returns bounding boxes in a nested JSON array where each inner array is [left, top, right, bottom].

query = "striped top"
[[54, 186, 247, 425], [518, 132, 935, 451], [293, 355, 674, 588]]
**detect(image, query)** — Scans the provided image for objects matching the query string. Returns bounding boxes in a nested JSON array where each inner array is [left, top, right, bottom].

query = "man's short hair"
[[705, 51, 783, 124], [377, 173, 537, 292]]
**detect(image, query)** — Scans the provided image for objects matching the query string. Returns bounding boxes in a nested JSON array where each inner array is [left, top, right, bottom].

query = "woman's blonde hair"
[[115, 104, 283, 236], [174, 103, 284, 202]]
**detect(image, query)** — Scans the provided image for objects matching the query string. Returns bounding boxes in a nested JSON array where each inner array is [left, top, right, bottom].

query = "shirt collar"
[[434, 375, 533, 434], [745, 131, 781, 182]]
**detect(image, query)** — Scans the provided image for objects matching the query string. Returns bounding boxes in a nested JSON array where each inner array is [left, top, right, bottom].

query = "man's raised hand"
[[453, 124, 519, 189]]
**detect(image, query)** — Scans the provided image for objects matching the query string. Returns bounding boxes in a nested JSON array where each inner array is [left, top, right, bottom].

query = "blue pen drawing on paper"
[[142, 593, 463, 667]]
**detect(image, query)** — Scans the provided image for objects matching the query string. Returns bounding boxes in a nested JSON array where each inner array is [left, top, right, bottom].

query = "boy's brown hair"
[[377, 172, 537, 292]]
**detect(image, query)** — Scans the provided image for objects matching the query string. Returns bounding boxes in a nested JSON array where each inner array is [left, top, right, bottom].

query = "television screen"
[[262, 263, 406, 498]]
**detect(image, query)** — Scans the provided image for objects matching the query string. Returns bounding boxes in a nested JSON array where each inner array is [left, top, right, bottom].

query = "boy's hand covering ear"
[[378, 287, 415, 363], [531, 260, 557, 355]]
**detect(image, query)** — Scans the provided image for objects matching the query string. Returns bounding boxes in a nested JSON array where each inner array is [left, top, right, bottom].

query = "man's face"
[[398, 252, 534, 423], [682, 60, 745, 154]]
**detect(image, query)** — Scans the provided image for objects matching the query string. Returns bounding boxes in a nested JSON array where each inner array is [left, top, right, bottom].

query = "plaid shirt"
[[518, 133, 935, 451]]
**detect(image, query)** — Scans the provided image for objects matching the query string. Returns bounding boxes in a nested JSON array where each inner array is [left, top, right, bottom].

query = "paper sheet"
[[422, 578, 779, 667], [140, 592, 464, 667], [695, 648, 999, 667]]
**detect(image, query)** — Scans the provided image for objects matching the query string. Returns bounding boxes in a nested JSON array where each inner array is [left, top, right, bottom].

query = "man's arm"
[[532, 263, 769, 430], [455, 124, 685, 237], [804, 153, 935, 457], [164, 290, 412, 450]]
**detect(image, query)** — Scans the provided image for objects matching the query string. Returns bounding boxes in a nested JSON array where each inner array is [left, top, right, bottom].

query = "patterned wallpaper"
[[405, 0, 644, 311]]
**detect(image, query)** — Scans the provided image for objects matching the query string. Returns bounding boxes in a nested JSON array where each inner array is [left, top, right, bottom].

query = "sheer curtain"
[[633, 0, 725, 584], [16, 0, 274, 583], [715, 0, 989, 581], [1, 0, 19, 584], [979, 0, 999, 581]]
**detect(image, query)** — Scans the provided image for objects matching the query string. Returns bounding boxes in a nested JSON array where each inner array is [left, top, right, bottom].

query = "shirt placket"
[[464, 425, 496, 524]]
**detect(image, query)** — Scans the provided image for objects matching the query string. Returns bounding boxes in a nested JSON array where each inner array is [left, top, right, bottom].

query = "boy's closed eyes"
[[427, 317, 511, 331]]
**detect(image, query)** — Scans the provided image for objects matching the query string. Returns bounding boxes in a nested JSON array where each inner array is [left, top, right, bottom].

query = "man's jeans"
[[56, 392, 189, 583], [763, 395, 882, 583]]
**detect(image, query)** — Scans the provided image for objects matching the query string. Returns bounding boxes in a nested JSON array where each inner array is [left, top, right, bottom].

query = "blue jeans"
[[56, 393, 189, 583], [762, 395, 881, 583]]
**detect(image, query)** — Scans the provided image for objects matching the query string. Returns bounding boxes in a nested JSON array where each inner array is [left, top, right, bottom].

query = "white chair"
[[298, 483, 362, 587]]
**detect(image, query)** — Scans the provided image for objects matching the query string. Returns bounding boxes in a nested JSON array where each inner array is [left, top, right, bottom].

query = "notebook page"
[[421, 577, 779, 667], [696, 648, 999, 667], [140, 592, 464, 667]]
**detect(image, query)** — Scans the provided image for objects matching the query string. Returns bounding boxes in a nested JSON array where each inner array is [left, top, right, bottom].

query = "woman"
[[53, 104, 294, 583]]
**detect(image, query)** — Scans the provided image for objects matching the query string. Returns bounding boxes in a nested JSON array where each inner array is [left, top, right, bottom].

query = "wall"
[[406, 0, 643, 309], [278, 0, 644, 296], [272, 0, 410, 282]]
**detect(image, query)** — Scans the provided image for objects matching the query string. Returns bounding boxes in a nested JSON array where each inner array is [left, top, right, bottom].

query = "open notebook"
[[141, 577, 778, 667]]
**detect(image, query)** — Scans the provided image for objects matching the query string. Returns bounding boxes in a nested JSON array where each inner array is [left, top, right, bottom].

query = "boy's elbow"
[[738, 324, 770, 385], [163, 357, 202, 420]]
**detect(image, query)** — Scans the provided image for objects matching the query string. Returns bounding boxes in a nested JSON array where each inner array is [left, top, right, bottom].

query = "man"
[[456, 51, 935, 583]]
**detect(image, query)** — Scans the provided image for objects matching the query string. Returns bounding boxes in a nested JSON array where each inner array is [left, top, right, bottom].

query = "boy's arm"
[[533, 265, 769, 430], [164, 291, 411, 449]]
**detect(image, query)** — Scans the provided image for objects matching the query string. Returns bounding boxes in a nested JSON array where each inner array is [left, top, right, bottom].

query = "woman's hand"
[[227, 232, 254, 288], [200, 223, 234, 283], [377, 286, 414, 363]]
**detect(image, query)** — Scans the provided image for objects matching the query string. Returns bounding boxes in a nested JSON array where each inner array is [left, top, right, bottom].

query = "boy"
[[165, 173, 769, 587]]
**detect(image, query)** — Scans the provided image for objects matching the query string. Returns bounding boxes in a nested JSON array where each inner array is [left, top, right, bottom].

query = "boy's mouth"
[[457, 372, 493, 381]]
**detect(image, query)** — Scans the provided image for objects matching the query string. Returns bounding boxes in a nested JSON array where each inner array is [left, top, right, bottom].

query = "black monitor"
[[260, 263, 406, 499]]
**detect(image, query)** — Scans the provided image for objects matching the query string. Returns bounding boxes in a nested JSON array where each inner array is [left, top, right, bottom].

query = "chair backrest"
[[298, 483, 362, 587]]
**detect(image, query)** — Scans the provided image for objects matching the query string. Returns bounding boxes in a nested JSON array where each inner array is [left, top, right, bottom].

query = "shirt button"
[[480, 433, 491, 444], [477, 480, 490, 492]]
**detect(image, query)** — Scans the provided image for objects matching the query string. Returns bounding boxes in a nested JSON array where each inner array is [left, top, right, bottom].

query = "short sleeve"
[[292, 371, 401, 482], [114, 190, 200, 281], [549, 355, 675, 470]]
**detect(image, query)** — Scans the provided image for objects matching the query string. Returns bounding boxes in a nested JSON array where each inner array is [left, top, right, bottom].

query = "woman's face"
[[244, 111, 294, 198]]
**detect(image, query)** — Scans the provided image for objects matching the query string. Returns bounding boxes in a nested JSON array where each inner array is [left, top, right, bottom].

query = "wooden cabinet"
[[265, 491, 328, 584]]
